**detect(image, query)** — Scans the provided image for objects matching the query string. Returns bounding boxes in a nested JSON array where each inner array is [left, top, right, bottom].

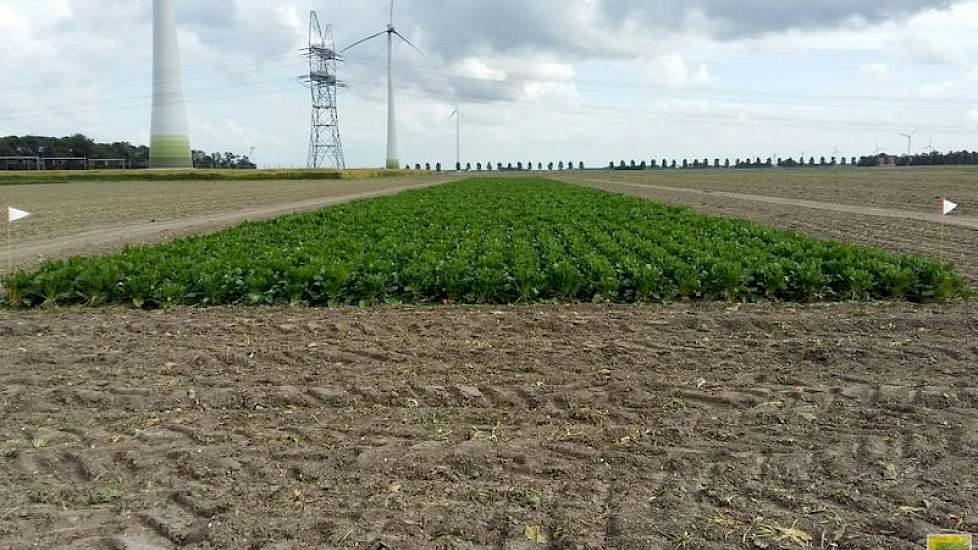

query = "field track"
[[580, 179, 978, 231], [2, 303, 976, 549]]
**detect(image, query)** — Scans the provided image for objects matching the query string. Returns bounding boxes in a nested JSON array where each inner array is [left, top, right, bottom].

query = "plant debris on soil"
[[1, 303, 976, 549]]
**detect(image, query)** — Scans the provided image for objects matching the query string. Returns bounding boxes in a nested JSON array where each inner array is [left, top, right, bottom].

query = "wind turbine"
[[898, 129, 918, 156], [923, 139, 936, 153], [343, 0, 422, 169], [873, 141, 883, 155], [447, 105, 461, 170]]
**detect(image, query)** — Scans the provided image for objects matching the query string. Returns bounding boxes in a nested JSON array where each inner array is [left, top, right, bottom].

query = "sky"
[[1, 0, 978, 168]]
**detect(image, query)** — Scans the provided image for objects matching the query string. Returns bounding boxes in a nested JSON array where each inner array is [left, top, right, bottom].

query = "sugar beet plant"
[[3, 178, 972, 308]]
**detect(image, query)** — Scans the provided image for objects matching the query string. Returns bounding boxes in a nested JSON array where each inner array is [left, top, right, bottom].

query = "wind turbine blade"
[[393, 30, 424, 56], [390, 0, 395, 25], [446, 110, 458, 122], [341, 30, 388, 52]]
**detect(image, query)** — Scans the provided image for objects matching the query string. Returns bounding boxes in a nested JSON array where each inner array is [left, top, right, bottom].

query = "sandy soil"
[[562, 175, 978, 282], [1, 303, 976, 549], [0, 175, 454, 274]]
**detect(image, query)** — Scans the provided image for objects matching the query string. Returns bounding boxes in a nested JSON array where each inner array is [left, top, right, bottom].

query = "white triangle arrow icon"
[[943, 199, 958, 216], [8, 207, 31, 222]]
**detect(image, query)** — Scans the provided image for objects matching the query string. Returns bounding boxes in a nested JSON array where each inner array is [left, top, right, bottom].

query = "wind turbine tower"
[[344, 0, 423, 169], [899, 129, 919, 156], [302, 11, 346, 169], [150, 0, 192, 169]]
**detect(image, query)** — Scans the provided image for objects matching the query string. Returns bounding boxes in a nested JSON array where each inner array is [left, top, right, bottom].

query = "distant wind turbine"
[[448, 106, 460, 169], [898, 129, 919, 156], [923, 139, 936, 153], [873, 141, 883, 155], [343, 0, 423, 169]]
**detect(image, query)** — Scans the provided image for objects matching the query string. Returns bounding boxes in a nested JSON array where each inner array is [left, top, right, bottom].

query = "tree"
[[682, 159, 688, 169], [436, 163, 442, 171], [840, 157, 847, 166], [517, 162, 523, 170], [497, 163, 503, 171], [670, 160, 677, 169], [662, 159, 668, 170], [579, 162, 585, 170], [714, 159, 720, 169], [558, 161, 565, 170], [549, 162, 556, 170], [465, 162, 472, 171], [425, 163, 431, 170], [724, 158, 730, 168], [609, 161, 615, 169], [640, 160, 647, 170], [476, 163, 482, 171]]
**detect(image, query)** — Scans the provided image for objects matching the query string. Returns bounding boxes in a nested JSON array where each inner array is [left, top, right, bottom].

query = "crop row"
[[2, 178, 971, 308]]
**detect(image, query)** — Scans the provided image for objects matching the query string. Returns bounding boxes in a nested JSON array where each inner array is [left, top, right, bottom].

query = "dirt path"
[[580, 178, 978, 230], [3, 180, 444, 274], [1, 303, 976, 549]]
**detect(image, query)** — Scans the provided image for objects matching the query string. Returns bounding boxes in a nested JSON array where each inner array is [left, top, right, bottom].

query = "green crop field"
[[0, 167, 418, 185], [2, 178, 971, 308]]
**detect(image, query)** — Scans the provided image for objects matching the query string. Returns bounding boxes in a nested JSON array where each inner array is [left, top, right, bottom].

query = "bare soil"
[[0, 175, 453, 274], [564, 168, 978, 215], [2, 303, 977, 549]]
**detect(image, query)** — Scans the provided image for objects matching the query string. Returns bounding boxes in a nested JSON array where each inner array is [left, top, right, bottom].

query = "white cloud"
[[647, 54, 715, 89], [860, 63, 892, 81]]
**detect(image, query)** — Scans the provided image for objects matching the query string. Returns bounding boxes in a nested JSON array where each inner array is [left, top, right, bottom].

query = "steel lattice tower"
[[302, 12, 345, 169]]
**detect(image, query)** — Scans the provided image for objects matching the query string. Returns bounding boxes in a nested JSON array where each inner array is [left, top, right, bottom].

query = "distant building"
[[878, 154, 898, 167]]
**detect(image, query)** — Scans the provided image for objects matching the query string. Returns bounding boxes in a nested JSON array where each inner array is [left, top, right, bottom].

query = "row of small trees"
[[405, 162, 587, 172], [857, 151, 978, 167], [610, 156, 864, 171]]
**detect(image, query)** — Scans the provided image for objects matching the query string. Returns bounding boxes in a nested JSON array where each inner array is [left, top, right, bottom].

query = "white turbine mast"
[[150, 0, 192, 168], [448, 105, 460, 169], [343, 0, 423, 169], [898, 129, 918, 156]]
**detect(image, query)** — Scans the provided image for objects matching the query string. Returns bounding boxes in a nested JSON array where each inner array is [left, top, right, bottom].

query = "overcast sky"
[[2, 0, 978, 167]]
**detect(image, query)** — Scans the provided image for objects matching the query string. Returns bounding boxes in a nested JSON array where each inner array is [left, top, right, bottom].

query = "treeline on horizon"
[[606, 151, 978, 171], [0, 134, 256, 169]]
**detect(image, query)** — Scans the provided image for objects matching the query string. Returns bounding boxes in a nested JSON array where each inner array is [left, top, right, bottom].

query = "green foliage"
[[2, 178, 972, 308], [0, 167, 417, 185]]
